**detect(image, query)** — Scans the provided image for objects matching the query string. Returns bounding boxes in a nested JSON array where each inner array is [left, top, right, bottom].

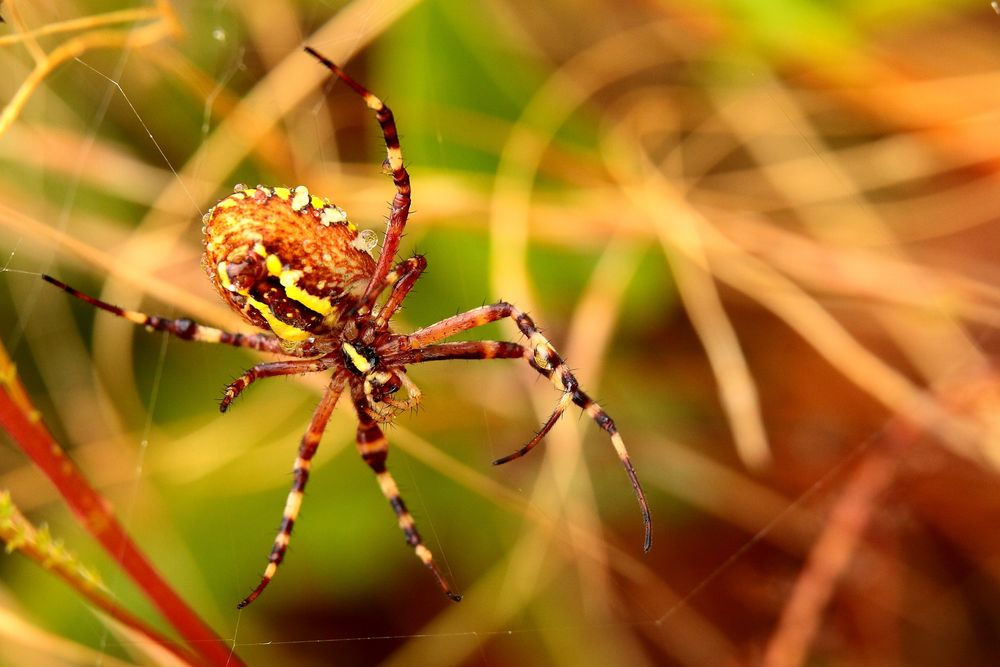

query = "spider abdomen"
[[203, 184, 377, 342]]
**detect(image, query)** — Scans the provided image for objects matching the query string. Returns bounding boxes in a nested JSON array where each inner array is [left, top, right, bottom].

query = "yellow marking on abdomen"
[[246, 295, 310, 342], [217, 262, 235, 291], [283, 281, 334, 316], [265, 254, 336, 317]]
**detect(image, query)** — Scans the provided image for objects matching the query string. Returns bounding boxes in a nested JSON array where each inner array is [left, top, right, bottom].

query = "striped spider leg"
[[382, 303, 653, 552], [238, 373, 348, 608], [303, 46, 411, 311], [351, 381, 462, 602], [41, 275, 286, 355]]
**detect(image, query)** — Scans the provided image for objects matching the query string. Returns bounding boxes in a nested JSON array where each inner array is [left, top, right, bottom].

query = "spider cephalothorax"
[[43, 46, 650, 609]]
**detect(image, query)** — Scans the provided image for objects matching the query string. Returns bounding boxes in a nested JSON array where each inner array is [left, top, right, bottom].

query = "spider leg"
[[384, 340, 525, 363], [396, 305, 653, 552], [220, 357, 337, 413], [351, 382, 462, 602], [42, 275, 283, 354], [304, 47, 411, 307], [237, 373, 347, 609], [372, 255, 426, 327], [383, 341, 571, 464]]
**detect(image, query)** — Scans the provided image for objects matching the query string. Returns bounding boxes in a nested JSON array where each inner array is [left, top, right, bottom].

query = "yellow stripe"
[[199, 328, 223, 343], [122, 310, 148, 326], [283, 490, 304, 519], [283, 277, 334, 316], [414, 544, 432, 564], [217, 262, 233, 291], [265, 254, 336, 316], [246, 295, 310, 342], [358, 440, 386, 455], [386, 147, 403, 172], [342, 343, 371, 373], [610, 432, 629, 462], [376, 472, 399, 498]]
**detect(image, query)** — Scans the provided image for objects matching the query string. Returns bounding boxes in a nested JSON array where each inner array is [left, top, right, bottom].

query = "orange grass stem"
[[0, 344, 241, 667], [762, 450, 898, 667]]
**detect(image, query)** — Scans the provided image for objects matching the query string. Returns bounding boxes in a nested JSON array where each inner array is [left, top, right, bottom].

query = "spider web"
[[3, 1, 1000, 666]]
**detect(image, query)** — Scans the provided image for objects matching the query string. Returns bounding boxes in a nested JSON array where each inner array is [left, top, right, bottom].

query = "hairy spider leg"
[[220, 358, 338, 412], [351, 383, 462, 602], [238, 373, 347, 609], [42, 275, 283, 354], [304, 46, 411, 308], [373, 255, 427, 328], [398, 304, 653, 552], [384, 340, 525, 364]]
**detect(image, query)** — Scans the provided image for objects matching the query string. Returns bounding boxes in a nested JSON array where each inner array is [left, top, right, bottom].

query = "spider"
[[43, 46, 651, 608]]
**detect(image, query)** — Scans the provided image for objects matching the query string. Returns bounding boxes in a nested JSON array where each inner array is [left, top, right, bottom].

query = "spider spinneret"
[[42, 45, 651, 610]]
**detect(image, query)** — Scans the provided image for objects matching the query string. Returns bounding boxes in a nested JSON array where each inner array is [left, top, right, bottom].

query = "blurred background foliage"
[[2, 0, 1000, 665]]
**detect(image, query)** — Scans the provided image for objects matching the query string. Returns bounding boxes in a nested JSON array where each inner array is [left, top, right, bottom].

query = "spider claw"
[[219, 388, 237, 413], [447, 592, 463, 603], [236, 583, 265, 609], [491, 449, 525, 466]]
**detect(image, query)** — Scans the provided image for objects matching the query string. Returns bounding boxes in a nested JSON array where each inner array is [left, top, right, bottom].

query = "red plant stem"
[[1, 494, 202, 665], [0, 382, 242, 667]]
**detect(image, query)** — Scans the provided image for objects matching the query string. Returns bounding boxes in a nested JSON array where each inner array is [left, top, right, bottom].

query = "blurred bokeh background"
[[2, 0, 1000, 665]]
